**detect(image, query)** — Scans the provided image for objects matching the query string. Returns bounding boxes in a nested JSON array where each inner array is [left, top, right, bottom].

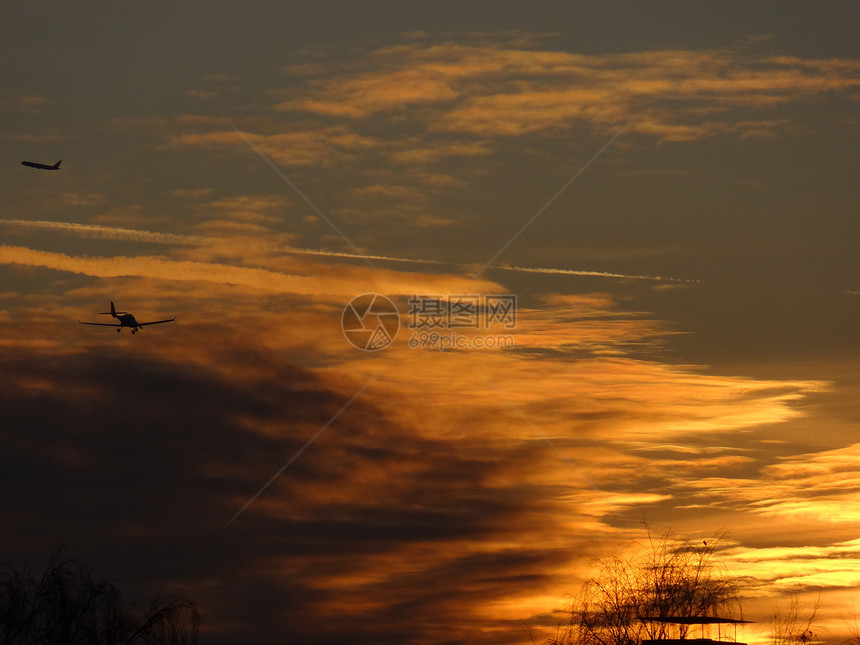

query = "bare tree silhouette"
[[546, 529, 741, 645], [769, 594, 821, 645], [840, 598, 860, 645], [0, 548, 199, 645]]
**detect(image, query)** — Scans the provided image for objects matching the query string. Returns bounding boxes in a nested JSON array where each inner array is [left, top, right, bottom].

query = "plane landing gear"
[[117, 328, 121, 333]]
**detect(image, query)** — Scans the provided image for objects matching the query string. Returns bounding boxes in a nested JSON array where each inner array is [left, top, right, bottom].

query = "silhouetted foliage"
[[0, 548, 199, 645], [547, 529, 741, 645]]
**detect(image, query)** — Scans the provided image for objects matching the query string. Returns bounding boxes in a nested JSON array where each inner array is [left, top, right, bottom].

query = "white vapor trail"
[[0, 219, 204, 245], [493, 264, 702, 283], [1, 218, 699, 284]]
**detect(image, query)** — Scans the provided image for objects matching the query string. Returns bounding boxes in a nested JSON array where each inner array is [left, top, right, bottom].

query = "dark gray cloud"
[[0, 343, 583, 644]]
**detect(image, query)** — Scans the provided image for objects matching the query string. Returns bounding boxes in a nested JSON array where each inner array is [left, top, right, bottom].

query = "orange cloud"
[[189, 194, 293, 224], [277, 43, 860, 141], [280, 67, 459, 117], [0, 94, 48, 114], [164, 127, 381, 167], [387, 138, 492, 164]]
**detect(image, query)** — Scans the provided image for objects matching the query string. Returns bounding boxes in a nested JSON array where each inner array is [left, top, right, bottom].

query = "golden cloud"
[[680, 437, 860, 525]]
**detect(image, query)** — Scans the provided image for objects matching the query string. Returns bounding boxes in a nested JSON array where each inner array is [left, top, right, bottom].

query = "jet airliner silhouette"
[[21, 160, 62, 170]]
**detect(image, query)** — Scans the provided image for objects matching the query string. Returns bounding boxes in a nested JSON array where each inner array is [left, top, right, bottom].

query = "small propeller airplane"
[[79, 302, 176, 335]]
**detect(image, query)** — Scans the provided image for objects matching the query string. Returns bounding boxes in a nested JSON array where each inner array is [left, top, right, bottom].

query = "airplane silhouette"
[[21, 160, 62, 170], [79, 302, 176, 335]]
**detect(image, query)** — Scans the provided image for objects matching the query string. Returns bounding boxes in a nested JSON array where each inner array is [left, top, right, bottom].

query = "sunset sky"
[[2, 2, 860, 644]]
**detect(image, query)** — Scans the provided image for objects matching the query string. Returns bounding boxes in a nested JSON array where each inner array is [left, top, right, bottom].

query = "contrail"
[[2, 219, 700, 284], [0, 219, 442, 264], [476, 126, 627, 277], [0, 219, 203, 245], [493, 264, 702, 284], [278, 244, 442, 266]]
